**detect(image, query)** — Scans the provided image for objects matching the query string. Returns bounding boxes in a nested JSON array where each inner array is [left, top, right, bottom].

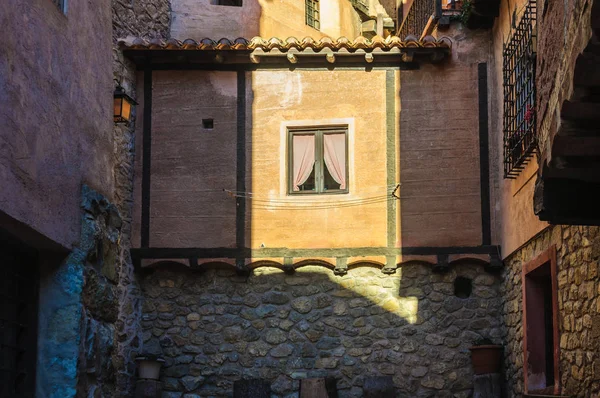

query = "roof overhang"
[[119, 35, 452, 70]]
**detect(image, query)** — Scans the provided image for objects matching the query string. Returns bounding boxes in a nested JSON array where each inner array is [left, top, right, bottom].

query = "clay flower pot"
[[469, 345, 503, 375], [136, 356, 165, 380]]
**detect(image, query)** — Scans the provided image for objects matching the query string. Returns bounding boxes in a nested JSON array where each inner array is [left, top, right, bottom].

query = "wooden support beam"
[[573, 53, 600, 87], [561, 100, 600, 121], [552, 135, 600, 157]]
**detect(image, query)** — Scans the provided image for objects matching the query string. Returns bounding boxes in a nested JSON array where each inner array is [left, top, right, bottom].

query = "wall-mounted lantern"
[[114, 84, 137, 124]]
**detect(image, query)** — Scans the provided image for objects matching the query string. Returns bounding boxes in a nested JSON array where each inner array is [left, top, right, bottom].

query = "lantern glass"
[[114, 86, 136, 124], [114, 96, 123, 122], [121, 97, 132, 121]]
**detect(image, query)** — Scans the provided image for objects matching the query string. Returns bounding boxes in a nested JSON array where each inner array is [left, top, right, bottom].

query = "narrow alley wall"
[[140, 263, 502, 397], [112, 0, 171, 395]]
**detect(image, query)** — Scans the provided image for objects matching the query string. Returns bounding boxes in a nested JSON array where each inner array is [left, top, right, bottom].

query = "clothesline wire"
[[226, 192, 393, 204], [248, 200, 395, 210]]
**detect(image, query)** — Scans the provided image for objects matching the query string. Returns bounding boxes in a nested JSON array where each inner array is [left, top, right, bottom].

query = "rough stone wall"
[[111, 0, 171, 395], [502, 225, 600, 397], [535, 0, 593, 168], [140, 262, 502, 397], [36, 186, 123, 398]]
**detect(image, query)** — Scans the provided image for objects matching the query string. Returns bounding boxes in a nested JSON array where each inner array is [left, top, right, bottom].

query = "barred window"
[[306, 0, 320, 30], [503, 0, 537, 178]]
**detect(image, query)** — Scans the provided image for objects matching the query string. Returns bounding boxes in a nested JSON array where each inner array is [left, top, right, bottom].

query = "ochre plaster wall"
[[170, 0, 362, 40], [0, 0, 114, 249], [488, 0, 548, 257], [247, 69, 389, 249]]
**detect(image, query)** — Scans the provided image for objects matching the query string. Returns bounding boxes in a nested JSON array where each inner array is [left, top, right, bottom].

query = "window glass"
[[305, 0, 320, 29], [289, 128, 348, 194]]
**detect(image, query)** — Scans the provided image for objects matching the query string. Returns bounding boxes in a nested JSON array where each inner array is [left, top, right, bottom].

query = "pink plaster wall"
[[0, 0, 114, 249], [132, 71, 238, 248]]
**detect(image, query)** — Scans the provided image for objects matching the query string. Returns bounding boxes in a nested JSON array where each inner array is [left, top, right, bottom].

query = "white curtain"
[[292, 135, 316, 191], [323, 133, 346, 189]]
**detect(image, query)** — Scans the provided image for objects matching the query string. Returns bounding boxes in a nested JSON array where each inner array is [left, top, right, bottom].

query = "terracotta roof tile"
[[119, 35, 452, 52]]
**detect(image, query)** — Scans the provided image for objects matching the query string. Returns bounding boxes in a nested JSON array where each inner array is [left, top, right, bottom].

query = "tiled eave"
[[119, 35, 452, 70]]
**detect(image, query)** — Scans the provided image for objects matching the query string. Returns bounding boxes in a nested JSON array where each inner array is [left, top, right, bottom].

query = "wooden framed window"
[[288, 127, 348, 195], [210, 0, 242, 6], [305, 0, 320, 30], [522, 245, 560, 395]]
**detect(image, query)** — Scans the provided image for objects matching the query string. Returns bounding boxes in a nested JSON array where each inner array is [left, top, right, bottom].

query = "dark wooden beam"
[[561, 100, 600, 121], [535, 176, 600, 225], [478, 63, 491, 245], [235, 71, 247, 272], [131, 245, 501, 260], [141, 65, 152, 247], [552, 135, 600, 157]]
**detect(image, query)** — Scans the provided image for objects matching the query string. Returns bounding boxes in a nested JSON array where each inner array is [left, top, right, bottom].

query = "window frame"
[[305, 0, 320, 30], [287, 126, 349, 195]]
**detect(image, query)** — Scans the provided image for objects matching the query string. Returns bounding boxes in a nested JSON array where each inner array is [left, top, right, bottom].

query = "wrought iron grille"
[[305, 0, 320, 30], [0, 238, 38, 398], [503, 0, 537, 178], [398, 0, 435, 38]]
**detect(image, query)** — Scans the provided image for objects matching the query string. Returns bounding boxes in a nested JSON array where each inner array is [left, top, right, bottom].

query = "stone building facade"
[[502, 225, 600, 396], [2, 0, 600, 396], [489, 0, 600, 396]]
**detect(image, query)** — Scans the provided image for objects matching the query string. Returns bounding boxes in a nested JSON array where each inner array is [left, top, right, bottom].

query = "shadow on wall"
[[139, 261, 502, 397]]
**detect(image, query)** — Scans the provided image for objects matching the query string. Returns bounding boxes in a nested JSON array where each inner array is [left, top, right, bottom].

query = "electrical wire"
[[216, 183, 401, 210]]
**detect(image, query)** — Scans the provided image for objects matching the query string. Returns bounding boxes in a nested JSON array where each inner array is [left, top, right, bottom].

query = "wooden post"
[[300, 378, 328, 398]]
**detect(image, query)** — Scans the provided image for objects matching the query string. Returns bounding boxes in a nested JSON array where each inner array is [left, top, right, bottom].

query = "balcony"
[[398, 0, 441, 39]]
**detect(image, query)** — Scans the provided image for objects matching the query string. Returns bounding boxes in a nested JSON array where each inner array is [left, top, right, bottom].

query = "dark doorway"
[[523, 246, 559, 395], [0, 231, 39, 398]]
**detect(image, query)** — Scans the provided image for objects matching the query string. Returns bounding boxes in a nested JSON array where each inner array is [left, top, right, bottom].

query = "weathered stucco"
[[141, 263, 502, 397], [170, 0, 362, 40], [401, 25, 491, 248], [488, 0, 548, 257], [0, 0, 114, 250]]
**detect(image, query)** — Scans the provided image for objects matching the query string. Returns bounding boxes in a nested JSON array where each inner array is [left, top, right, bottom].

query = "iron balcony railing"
[[398, 0, 441, 38], [503, 0, 537, 178]]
